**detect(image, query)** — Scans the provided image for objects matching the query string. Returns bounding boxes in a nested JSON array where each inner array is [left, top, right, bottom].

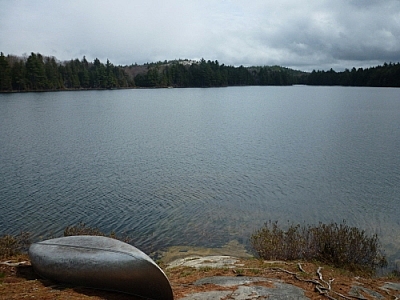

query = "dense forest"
[[0, 52, 134, 91], [132, 59, 307, 87], [307, 63, 400, 87], [0, 52, 399, 92]]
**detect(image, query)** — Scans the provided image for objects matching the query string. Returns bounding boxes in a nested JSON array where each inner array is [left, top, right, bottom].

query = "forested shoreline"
[[1, 52, 400, 92]]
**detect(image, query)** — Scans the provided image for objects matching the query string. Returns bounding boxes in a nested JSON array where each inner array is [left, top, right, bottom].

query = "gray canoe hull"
[[29, 236, 173, 300]]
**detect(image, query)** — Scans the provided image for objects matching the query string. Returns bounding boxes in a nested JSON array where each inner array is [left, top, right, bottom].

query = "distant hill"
[[126, 58, 309, 88]]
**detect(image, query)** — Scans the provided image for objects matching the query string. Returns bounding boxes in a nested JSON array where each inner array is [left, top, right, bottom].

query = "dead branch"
[[297, 262, 306, 273], [0, 260, 29, 267], [270, 266, 344, 299], [317, 267, 331, 290]]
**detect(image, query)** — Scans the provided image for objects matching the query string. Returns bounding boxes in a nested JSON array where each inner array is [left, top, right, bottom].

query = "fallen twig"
[[0, 260, 29, 267], [317, 267, 332, 290], [270, 266, 344, 300], [297, 263, 306, 273]]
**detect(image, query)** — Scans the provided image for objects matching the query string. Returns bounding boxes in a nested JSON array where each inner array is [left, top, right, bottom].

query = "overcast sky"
[[1, 0, 400, 71]]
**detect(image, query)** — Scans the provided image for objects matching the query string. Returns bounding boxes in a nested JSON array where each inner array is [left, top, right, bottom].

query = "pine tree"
[[106, 59, 117, 88], [79, 56, 90, 88], [11, 59, 26, 91], [25, 53, 47, 90], [0, 52, 12, 91], [44, 56, 63, 89]]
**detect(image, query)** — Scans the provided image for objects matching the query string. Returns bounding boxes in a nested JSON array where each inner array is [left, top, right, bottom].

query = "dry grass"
[[0, 232, 31, 259], [1, 223, 132, 260], [1, 256, 399, 300], [251, 221, 387, 273]]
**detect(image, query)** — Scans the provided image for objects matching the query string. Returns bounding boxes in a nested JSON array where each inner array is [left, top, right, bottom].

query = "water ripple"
[[1, 87, 400, 262]]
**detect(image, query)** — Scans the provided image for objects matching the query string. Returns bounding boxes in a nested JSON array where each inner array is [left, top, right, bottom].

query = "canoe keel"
[[29, 236, 173, 300]]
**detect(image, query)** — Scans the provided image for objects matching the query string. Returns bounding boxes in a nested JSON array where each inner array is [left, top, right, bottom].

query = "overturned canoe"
[[29, 236, 173, 300]]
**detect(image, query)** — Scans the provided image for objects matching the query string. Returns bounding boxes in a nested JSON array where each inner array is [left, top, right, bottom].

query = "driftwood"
[[0, 260, 29, 267], [297, 262, 306, 273], [269, 265, 357, 300]]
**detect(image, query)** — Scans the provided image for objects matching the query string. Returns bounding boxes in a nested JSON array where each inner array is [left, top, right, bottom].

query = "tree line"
[[0, 53, 306, 92], [133, 59, 307, 87], [0, 52, 134, 91], [1, 52, 400, 92], [306, 63, 400, 87]]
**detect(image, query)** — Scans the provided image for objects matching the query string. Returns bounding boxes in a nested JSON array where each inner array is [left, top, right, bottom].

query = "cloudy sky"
[[1, 0, 400, 71]]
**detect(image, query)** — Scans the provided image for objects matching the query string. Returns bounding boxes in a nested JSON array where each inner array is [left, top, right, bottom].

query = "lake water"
[[1, 86, 399, 263]]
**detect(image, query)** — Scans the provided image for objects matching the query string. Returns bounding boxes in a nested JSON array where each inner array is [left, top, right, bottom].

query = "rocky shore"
[[1, 243, 400, 300]]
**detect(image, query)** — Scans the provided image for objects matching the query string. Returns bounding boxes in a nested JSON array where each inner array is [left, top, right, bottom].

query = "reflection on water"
[[0, 86, 399, 266]]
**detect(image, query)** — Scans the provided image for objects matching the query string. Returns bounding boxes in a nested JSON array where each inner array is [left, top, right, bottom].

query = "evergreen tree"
[[105, 59, 117, 88], [25, 53, 47, 90], [90, 58, 106, 88], [44, 56, 62, 89], [0, 52, 12, 91], [76, 56, 89, 88], [10, 59, 26, 91]]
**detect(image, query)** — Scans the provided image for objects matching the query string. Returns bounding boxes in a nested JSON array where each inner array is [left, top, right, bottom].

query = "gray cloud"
[[1, 0, 400, 71]]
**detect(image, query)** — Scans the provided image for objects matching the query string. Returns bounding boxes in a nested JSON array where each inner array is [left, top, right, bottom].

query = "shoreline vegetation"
[[1, 52, 400, 93], [0, 221, 393, 276], [251, 221, 387, 274], [1, 222, 399, 299]]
